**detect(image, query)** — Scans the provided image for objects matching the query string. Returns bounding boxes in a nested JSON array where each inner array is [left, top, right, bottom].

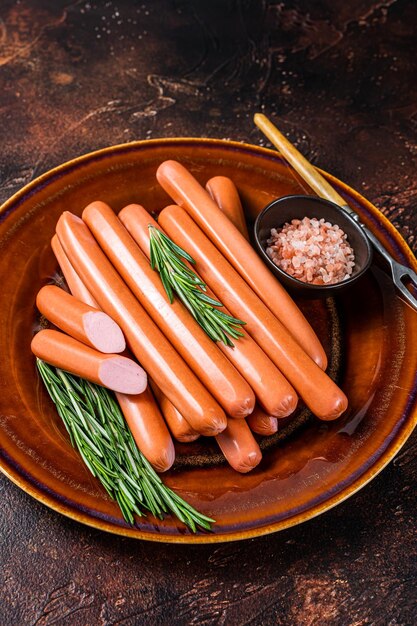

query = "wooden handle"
[[254, 113, 347, 207]]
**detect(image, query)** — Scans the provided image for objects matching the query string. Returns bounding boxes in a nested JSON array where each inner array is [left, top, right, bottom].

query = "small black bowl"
[[254, 195, 373, 298]]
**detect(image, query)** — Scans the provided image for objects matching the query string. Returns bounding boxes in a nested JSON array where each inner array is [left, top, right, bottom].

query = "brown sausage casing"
[[32, 329, 147, 395], [36, 284, 126, 354]]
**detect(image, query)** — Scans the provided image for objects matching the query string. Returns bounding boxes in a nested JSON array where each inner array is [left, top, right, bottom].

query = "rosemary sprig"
[[36, 359, 214, 532], [149, 225, 246, 346]]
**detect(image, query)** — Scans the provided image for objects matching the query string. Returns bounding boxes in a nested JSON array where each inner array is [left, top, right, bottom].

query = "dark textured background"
[[1, 1, 416, 624]]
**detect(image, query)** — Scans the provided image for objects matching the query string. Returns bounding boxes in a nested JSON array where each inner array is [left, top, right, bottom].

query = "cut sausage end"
[[98, 357, 147, 395], [83, 311, 126, 353]]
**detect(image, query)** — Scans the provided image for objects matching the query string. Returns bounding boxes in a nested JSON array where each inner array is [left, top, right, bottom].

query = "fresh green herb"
[[149, 225, 245, 347], [37, 359, 214, 532]]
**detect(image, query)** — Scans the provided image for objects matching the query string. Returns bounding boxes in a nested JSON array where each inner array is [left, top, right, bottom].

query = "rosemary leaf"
[[193, 291, 224, 307], [148, 225, 246, 346], [36, 359, 214, 532]]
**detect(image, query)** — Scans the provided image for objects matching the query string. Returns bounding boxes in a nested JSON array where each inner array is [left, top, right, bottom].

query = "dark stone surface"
[[0, 1, 416, 624]]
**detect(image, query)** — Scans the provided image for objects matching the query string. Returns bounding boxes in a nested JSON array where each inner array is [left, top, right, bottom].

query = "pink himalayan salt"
[[266, 217, 355, 285]]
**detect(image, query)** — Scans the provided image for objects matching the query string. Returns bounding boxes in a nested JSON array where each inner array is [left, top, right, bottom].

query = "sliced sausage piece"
[[150, 381, 200, 443], [83, 201, 255, 419], [36, 284, 126, 354], [206, 176, 249, 239], [158, 205, 348, 421], [51, 241, 175, 471], [32, 329, 147, 394], [51, 235, 99, 308], [116, 388, 175, 472], [119, 204, 298, 418], [246, 406, 278, 436], [55, 212, 226, 436], [156, 160, 327, 370], [216, 419, 262, 473]]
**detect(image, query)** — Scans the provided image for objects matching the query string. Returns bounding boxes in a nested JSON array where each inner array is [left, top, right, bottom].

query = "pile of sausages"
[[32, 161, 348, 474]]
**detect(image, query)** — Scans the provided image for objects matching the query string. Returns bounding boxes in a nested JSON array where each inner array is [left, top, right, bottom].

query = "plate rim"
[[1, 136, 416, 544]]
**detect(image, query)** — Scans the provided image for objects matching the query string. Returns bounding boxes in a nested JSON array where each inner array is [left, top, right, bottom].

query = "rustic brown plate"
[[1, 139, 416, 544]]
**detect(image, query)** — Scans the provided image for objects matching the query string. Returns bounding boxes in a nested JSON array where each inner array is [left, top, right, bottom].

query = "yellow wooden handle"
[[254, 113, 347, 207]]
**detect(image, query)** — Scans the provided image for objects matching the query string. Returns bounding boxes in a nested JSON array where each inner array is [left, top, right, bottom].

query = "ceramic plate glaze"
[[1, 139, 416, 543]]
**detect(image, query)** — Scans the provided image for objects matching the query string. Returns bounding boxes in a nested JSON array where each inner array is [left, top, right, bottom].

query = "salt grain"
[[267, 217, 355, 285]]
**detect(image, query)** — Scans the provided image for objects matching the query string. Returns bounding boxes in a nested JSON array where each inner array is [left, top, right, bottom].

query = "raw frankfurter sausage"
[[118, 204, 167, 257], [156, 160, 327, 370], [216, 419, 262, 473], [119, 204, 298, 418], [158, 205, 348, 421], [83, 201, 254, 419], [36, 285, 126, 354], [51, 215, 266, 472], [205, 178, 284, 434], [117, 388, 175, 472], [246, 406, 278, 436], [150, 381, 200, 443], [32, 329, 147, 394], [207, 177, 280, 426], [56, 212, 226, 435], [206, 176, 249, 239], [51, 241, 175, 471], [51, 235, 99, 308]]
